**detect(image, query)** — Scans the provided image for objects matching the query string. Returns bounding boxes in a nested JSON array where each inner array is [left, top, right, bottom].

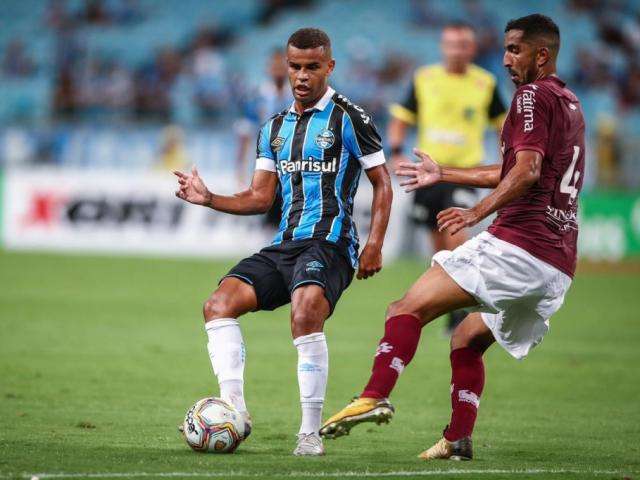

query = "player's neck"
[[293, 85, 329, 114], [534, 67, 557, 82], [444, 63, 468, 75]]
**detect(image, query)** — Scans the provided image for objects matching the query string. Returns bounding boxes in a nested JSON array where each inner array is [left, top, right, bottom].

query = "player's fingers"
[[395, 169, 418, 178], [191, 165, 199, 177], [438, 217, 458, 232], [399, 178, 418, 187], [396, 161, 418, 170], [404, 183, 422, 193], [413, 148, 432, 163], [448, 222, 465, 235], [437, 207, 457, 220], [173, 170, 187, 179], [437, 210, 457, 224]]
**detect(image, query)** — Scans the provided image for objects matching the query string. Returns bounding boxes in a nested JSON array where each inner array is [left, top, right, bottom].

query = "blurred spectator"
[[257, 0, 315, 25], [81, 0, 110, 25], [619, 62, 640, 109], [190, 28, 231, 121], [158, 125, 188, 171], [2, 40, 36, 77], [135, 48, 181, 120], [235, 48, 291, 185]]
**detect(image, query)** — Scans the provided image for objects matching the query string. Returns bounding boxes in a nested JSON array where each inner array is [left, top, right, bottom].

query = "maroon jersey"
[[488, 76, 585, 277]]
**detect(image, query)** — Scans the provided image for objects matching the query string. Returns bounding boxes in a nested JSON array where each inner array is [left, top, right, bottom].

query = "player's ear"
[[326, 59, 336, 75], [536, 46, 550, 68]]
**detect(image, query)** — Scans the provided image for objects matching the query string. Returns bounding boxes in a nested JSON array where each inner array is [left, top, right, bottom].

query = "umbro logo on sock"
[[390, 357, 405, 374], [458, 389, 480, 408], [299, 362, 323, 373], [375, 342, 393, 356]]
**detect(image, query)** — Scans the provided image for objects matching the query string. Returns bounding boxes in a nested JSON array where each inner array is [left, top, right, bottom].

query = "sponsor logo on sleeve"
[[516, 88, 536, 133]]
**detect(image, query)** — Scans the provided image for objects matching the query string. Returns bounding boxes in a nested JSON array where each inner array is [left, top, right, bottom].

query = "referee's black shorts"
[[221, 239, 354, 316], [411, 183, 477, 230]]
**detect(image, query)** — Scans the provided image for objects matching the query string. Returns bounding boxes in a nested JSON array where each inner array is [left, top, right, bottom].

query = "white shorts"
[[432, 231, 572, 359]]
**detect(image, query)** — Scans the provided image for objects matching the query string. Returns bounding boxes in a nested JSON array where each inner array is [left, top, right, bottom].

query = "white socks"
[[205, 319, 247, 413], [294, 332, 329, 435], [205, 320, 329, 435]]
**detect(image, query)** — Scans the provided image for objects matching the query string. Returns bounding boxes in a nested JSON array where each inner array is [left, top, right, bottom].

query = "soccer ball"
[[181, 397, 245, 453]]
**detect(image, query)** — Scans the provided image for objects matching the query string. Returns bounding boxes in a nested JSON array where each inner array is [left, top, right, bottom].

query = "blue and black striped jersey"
[[255, 87, 386, 267]]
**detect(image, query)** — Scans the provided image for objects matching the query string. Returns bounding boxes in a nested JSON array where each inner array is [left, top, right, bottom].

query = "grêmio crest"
[[315, 129, 335, 149]]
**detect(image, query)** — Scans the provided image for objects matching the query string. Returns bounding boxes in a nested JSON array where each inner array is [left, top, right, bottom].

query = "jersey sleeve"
[[389, 79, 417, 125], [343, 108, 386, 169], [487, 83, 507, 129], [510, 84, 552, 158], [255, 119, 276, 172]]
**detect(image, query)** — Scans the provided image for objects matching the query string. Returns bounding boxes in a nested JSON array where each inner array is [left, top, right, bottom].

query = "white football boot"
[[293, 432, 325, 456], [240, 411, 253, 440]]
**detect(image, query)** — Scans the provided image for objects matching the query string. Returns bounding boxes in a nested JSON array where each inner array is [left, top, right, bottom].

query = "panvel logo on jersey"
[[279, 156, 338, 174], [314, 129, 335, 149]]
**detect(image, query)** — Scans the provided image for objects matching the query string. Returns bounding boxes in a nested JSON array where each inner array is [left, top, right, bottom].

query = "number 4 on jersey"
[[560, 146, 581, 204]]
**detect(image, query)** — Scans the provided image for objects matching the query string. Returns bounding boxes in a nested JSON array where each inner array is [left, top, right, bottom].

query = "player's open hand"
[[437, 207, 480, 235], [357, 243, 382, 280], [395, 149, 442, 192], [174, 166, 211, 206]]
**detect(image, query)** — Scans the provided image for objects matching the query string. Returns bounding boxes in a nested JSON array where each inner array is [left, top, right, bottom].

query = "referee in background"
[[388, 21, 506, 334]]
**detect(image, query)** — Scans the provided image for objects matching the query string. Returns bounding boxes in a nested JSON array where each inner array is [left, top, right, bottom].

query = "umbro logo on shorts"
[[305, 260, 324, 273]]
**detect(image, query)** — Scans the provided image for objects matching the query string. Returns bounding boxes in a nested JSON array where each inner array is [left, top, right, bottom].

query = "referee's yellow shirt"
[[390, 64, 506, 168]]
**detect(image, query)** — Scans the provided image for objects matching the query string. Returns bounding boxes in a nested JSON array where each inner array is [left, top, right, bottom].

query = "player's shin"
[[205, 319, 247, 414], [294, 332, 328, 434], [444, 347, 485, 441], [361, 314, 423, 399]]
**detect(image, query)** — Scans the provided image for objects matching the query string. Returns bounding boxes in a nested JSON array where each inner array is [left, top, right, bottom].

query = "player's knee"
[[202, 291, 235, 322], [450, 325, 471, 351], [291, 306, 324, 336], [385, 298, 430, 324]]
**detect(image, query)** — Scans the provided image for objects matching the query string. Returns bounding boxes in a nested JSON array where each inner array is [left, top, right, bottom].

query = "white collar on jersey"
[[288, 86, 335, 114]]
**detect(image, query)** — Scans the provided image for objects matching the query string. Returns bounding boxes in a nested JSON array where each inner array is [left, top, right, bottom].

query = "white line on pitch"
[[4, 469, 634, 479]]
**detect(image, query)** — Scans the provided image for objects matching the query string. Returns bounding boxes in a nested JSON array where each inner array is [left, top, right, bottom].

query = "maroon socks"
[[444, 347, 485, 441], [361, 314, 423, 399]]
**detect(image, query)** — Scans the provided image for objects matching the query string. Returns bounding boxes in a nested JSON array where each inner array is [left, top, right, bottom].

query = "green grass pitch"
[[0, 251, 639, 480]]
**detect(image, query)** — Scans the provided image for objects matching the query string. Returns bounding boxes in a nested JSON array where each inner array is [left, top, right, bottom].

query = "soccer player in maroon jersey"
[[320, 14, 585, 461]]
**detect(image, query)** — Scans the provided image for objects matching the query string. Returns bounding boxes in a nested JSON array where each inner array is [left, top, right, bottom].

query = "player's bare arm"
[[395, 148, 501, 192], [437, 149, 542, 235], [357, 164, 392, 280], [387, 117, 412, 170], [174, 166, 278, 215]]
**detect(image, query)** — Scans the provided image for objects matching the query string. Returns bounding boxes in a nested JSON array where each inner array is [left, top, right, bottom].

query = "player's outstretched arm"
[[395, 148, 502, 191], [437, 150, 542, 235], [174, 166, 278, 215], [358, 164, 393, 280]]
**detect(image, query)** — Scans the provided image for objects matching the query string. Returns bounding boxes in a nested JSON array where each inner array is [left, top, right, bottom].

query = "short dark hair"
[[287, 28, 331, 54], [505, 14, 560, 54]]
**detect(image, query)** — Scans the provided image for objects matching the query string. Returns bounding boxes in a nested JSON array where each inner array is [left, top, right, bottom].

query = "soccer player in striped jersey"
[[174, 28, 392, 456]]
